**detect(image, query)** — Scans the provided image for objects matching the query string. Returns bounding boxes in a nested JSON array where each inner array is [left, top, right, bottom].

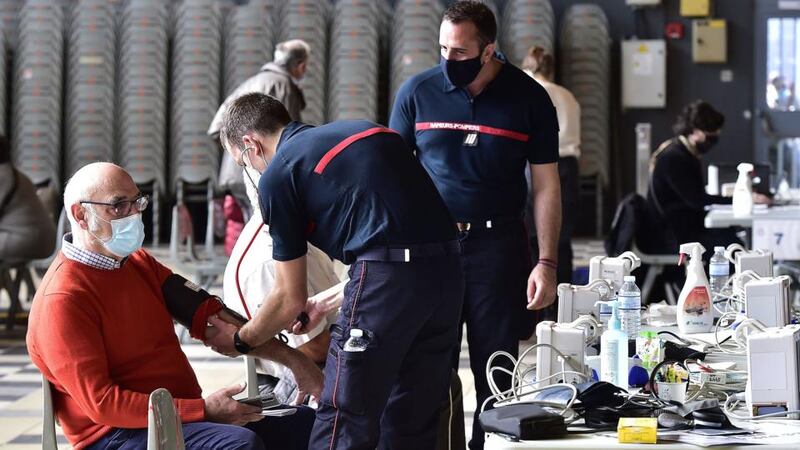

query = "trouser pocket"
[[322, 325, 370, 415]]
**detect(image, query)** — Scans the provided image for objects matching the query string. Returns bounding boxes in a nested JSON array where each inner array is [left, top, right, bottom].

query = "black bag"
[[478, 403, 567, 440], [604, 193, 648, 256]]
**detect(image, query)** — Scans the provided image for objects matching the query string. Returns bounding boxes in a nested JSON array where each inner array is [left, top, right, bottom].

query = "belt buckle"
[[457, 222, 471, 232], [404, 248, 411, 262]]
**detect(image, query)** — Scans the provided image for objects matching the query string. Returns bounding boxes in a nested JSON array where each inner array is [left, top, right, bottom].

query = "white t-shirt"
[[223, 172, 342, 377], [525, 71, 582, 159]]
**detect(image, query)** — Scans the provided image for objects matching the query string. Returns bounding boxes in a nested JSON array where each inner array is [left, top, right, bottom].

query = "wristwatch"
[[233, 330, 253, 354]]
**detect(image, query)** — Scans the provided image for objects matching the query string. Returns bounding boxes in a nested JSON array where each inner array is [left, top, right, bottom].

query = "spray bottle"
[[732, 163, 754, 218], [596, 300, 628, 388], [677, 243, 713, 333]]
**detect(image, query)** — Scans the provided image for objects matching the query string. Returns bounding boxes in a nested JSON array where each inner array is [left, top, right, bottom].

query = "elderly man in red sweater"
[[26, 162, 321, 450]]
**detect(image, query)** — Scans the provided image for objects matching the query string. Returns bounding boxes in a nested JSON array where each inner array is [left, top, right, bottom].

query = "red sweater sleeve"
[[137, 249, 174, 285], [34, 294, 205, 427]]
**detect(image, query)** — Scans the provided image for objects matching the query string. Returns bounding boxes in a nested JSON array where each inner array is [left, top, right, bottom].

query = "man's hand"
[[291, 282, 345, 335], [204, 383, 263, 426], [753, 192, 773, 205], [205, 315, 239, 357], [526, 264, 557, 310], [291, 297, 327, 334], [286, 353, 324, 405]]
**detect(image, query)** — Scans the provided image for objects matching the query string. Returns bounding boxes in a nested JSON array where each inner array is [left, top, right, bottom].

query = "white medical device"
[[557, 280, 613, 325], [588, 252, 642, 291], [746, 325, 800, 418], [744, 276, 792, 328], [535, 321, 587, 388], [726, 244, 773, 290]]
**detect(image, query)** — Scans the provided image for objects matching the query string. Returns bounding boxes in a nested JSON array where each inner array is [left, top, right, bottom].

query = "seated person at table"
[[223, 151, 344, 401], [26, 162, 321, 450], [647, 100, 770, 254]]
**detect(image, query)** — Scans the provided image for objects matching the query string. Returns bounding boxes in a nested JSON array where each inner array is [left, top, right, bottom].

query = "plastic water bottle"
[[618, 276, 641, 338], [709, 246, 729, 296], [343, 329, 368, 352]]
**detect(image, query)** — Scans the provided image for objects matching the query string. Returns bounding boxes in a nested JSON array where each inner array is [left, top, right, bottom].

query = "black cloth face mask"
[[440, 55, 483, 88], [696, 134, 719, 154]]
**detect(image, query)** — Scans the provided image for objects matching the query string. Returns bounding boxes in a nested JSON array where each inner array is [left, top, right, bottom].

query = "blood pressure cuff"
[[161, 274, 238, 340], [574, 381, 627, 409], [479, 404, 567, 440], [664, 340, 707, 361]]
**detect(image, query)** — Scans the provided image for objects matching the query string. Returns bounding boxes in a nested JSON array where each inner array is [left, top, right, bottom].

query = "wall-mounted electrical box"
[[627, 0, 661, 5], [681, 0, 711, 17], [693, 19, 727, 63], [622, 40, 666, 108]]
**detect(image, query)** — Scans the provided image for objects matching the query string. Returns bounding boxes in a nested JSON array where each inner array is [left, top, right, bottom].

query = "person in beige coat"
[[209, 39, 311, 206]]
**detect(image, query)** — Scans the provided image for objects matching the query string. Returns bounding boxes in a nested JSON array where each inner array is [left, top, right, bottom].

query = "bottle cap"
[[714, 246, 724, 252], [624, 276, 636, 282], [349, 329, 363, 338]]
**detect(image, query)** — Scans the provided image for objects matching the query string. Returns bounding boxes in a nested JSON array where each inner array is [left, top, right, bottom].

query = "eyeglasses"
[[81, 194, 149, 218]]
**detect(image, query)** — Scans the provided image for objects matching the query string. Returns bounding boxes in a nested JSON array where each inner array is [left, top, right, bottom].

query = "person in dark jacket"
[[647, 100, 770, 254]]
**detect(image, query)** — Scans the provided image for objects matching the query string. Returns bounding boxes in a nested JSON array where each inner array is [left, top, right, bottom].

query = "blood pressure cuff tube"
[[161, 274, 241, 340]]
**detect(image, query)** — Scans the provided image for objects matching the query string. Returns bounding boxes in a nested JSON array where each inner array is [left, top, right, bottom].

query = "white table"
[[704, 205, 800, 229], [485, 420, 800, 449], [485, 431, 798, 449], [485, 327, 798, 449], [705, 205, 800, 260]]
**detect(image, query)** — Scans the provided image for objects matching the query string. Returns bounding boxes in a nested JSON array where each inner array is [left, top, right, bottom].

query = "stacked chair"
[[389, 0, 443, 106], [0, 0, 20, 50], [168, 0, 222, 270], [560, 4, 611, 235], [11, 0, 65, 190], [64, 0, 116, 179], [500, 0, 555, 66], [327, 0, 380, 122], [117, 0, 169, 244], [222, 0, 277, 96], [169, 0, 221, 192], [278, 0, 329, 124], [0, 32, 5, 137], [0, 0, 20, 137]]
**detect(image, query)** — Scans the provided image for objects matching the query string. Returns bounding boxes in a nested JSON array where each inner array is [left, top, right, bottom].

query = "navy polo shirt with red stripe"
[[389, 56, 559, 222], [257, 120, 457, 264]]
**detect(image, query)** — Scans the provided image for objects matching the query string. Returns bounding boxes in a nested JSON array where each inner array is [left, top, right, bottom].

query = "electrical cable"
[[724, 393, 800, 421]]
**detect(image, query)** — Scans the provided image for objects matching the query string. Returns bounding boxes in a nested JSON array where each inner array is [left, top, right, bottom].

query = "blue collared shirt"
[[258, 120, 456, 264], [389, 54, 559, 222]]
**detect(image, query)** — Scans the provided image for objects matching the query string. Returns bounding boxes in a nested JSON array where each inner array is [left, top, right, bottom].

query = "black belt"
[[356, 240, 460, 262], [456, 217, 521, 232]]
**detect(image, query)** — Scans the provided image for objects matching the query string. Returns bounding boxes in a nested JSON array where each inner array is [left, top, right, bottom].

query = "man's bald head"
[[63, 163, 139, 250], [64, 163, 133, 217]]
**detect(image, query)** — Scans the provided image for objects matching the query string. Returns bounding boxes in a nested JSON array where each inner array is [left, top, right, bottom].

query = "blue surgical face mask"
[[90, 211, 145, 257], [440, 54, 484, 88]]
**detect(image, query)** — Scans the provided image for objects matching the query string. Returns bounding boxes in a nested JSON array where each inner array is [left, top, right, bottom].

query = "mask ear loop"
[[84, 204, 113, 244], [241, 147, 260, 188]]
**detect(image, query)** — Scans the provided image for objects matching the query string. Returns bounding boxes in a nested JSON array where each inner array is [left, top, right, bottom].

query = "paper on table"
[[658, 423, 800, 447]]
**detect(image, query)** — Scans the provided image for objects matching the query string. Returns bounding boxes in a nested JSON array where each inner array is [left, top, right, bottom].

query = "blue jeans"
[[87, 405, 315, 450]]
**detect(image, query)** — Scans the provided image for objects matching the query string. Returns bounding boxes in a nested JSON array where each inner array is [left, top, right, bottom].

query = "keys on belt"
[[456, 220, 496, 232]]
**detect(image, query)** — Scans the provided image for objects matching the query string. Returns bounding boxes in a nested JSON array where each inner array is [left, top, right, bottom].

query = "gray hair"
[[63, 163, 113, 235], [273, 39, 310, 70]]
